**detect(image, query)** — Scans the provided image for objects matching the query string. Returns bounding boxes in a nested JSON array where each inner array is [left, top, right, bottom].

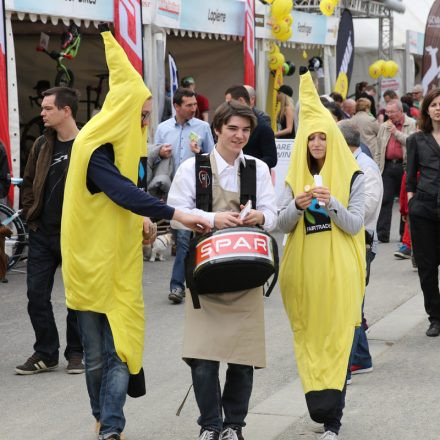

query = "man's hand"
[[386, 119, 397, 135], [172, 210, 211, 234], [214, 211, 243, 229], [159, 144, 172, 158], [142, 217, 157, 245], [239, 204, 264, 226], [189, 140, 201, 154], [295, 191, 313, 210]]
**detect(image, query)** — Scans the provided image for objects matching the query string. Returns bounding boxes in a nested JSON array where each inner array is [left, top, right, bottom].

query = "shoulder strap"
[[350, 170, 363, 191], [195, 154, 212, 212], [240, 158, 257, 209]]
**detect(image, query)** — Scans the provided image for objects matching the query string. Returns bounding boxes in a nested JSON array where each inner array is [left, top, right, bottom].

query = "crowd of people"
[[2, 26, 440, 440]]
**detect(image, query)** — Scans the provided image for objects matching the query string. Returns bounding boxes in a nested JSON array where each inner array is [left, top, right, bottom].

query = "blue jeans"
[[77, 311, 129, 439], [190, 359, 254, 433], [27, 229, 82, 361], [170, 229, 192, 291]]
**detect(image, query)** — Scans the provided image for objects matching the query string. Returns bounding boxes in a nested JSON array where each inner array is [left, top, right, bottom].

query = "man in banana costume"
[[61, 29, 210, 440], [277, 68, 366, 440]]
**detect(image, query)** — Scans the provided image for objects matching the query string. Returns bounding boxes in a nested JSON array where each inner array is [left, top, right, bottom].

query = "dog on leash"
[[144, 233, 173, 262]]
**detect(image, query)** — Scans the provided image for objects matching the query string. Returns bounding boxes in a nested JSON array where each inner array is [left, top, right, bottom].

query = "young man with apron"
[[167, 100, 277, 440]]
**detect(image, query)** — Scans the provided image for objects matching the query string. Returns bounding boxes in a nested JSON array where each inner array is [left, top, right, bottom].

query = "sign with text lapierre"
[[273, 139, 294, 209]]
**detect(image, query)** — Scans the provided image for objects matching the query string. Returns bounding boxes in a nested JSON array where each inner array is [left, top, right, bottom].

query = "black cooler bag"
[[185, 226, 279, 309]]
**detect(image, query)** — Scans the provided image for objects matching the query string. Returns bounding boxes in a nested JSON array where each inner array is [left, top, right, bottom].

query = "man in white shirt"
[[339, 121, 383, 383], [155, 88, 214, 304], [167, 100, 276, 440]]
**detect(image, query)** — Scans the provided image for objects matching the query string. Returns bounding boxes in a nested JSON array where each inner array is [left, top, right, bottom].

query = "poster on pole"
[[422, 0, 440, 94], [333, 9, 354, 99], [0, 0, 12, 201], [244, 0, 255, 87], [114, 0, 143, 75], [273, 139, 294, 208]]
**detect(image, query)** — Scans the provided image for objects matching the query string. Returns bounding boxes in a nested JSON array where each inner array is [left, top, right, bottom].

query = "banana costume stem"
[[279, 70, 365, 423]]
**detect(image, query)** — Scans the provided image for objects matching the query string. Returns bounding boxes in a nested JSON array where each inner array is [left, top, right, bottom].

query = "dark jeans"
[[27, 229, 82, 361], [77, 311, 129, 439], [190, 359, 254, 433], [170, 229, 192, 292], [409, 214, 440, 323], [377, 161, 404, 241], [323, 382, 347, 435]]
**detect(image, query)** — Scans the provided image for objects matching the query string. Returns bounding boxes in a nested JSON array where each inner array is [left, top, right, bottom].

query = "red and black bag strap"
[[195, 153, 213, 212]]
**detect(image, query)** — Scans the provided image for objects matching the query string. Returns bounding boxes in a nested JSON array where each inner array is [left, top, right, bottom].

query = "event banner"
[[168, 53, 178, 116], [273, 138, 294, 208], [0, 0, 11, 181], [114, 0, 143, 75], [333, 9, 354, 99], [244, 0, 255, 87], [422, 0, 440, 94], [114, 0, 143, 76]]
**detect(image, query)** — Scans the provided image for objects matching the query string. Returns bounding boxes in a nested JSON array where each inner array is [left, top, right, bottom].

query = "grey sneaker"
[[15, 353, 58, 375], [220, 427, 244, 440], [168, 287, 185, 304], [199, 430, 219, 440], [66, 353, 85, 374]]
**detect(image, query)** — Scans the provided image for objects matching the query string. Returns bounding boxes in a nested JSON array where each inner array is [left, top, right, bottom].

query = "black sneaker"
[[66, 353, 85, 374], [220, 427, 244, 440], [15, 353, 58, 375], [199, 429, 219, 440], [426, 321, 440, 337], [168, 287, 185, 304]]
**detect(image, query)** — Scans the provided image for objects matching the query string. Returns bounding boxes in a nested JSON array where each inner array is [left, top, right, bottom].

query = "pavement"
[[0, 205, 438, 440]]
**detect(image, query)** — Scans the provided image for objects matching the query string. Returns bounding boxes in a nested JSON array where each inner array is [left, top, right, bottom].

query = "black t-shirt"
[[38, 138, 73, 234]]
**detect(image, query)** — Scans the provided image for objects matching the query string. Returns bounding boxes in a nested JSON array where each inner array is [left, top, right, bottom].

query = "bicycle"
[[0, 178, 28, 272], [82, 73, 109, 120], [36, 23, 81, 87]]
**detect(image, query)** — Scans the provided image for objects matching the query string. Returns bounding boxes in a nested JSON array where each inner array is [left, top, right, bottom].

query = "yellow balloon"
[[269, 52, 285, 71], [320, 0, 335, 16], [302, 50, 308, 59], [383, 60, 399, 78], [329, 0, 339, 5], [269, 42, 280, 56], [375, 59, 386, 75], [368, 62, 381, 79], [278, 28, 292, 42], [284, 14, 293, 27], [272, 20, 289, 39], [271, 0, 293, 21]]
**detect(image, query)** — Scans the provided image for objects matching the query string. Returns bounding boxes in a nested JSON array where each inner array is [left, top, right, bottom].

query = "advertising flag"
[[333, 9, 354, 99], [244, 0, 255, 87], [114, 0, 143, 75], [422, 0, 440, 94], [0, 0, 11, 194], [168, 53, 179, 117]]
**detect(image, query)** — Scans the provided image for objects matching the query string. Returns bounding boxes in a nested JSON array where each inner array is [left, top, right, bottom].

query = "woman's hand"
[[214, 211, 243, 229], [312, 186, 331, 207], [294, 191, 313, 210]]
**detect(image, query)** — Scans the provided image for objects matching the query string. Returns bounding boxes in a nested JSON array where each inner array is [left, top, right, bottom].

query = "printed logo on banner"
[[114, 0, 143, 75], [244, 0, 255, 87], [158, 0, 181, 19]]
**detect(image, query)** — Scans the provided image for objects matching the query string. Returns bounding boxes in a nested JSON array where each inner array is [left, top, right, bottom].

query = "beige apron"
[[182, 153, 266, 368]]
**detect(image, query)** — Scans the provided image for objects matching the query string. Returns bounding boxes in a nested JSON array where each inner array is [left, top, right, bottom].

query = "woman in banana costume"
[[278, 69, 366, 440]]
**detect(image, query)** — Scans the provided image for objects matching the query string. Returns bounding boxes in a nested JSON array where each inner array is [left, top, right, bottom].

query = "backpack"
[[185, 153, 279, 309]]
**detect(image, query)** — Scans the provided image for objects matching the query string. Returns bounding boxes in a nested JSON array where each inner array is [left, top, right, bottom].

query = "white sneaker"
[[220, 427, 239, 440], [319, 431, 338, 439]]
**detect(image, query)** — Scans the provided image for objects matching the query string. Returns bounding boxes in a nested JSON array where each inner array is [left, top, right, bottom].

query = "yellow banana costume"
[[61, 31, 151, 374], [279, 71, 365, 421]]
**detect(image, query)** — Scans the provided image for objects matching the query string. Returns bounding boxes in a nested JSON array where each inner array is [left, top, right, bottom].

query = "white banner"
[[273, 138, 294, 208], [168, 53, 178, 116]]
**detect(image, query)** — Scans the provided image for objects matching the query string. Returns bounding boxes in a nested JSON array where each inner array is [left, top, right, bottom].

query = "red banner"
[[244, 0, 255, 87], [114, 0, 143, 75]]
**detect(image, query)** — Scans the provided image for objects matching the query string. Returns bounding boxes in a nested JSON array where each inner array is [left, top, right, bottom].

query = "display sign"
[[407, 30, 424, 56], [6, 0, 113, 21], [114, 0, 143, 75], [422, 0, 440, 93], [273, 138, 294, 208], [255, 9, 338, 46]]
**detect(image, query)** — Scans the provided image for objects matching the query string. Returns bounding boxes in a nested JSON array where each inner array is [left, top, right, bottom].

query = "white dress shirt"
[[167, 147, 277, 231]]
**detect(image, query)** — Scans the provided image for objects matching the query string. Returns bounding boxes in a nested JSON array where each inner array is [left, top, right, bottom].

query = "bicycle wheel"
[[20, 116, 44, 170], [0, 205, 28, 270], [55, 69, 74, 87]]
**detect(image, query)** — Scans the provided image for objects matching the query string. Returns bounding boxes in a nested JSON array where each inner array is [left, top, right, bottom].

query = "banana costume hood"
[[279, 71, 365, 421], [61, 31, 151, 374]]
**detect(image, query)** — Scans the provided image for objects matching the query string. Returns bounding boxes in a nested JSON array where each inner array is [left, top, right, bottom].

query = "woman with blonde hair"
[[276, 84, 296, 139], [351, 97, 379, 157]]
